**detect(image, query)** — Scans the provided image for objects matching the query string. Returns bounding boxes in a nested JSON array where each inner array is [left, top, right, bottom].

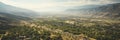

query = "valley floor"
[[0, 16, 120, 40]]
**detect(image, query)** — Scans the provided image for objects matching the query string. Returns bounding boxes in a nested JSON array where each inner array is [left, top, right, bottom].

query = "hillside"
[[67, 3, 120, 18], [0, 13, 93, 40], [0, 2, 39, 17], [96, 3, 120, 18], [0, 12, 31, 31]]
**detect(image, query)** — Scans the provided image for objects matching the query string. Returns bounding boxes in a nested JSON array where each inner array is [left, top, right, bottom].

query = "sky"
[[0, 0, 120, 12]]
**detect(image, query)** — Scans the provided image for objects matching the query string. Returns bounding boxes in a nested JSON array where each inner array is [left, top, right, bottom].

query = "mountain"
[[68, 5, 101, 10], [66, 5, 102, 14], [0, 12, 32, 31], [67, 3, 120, 18], [0, 12, 31, 25], [95, 3, 120, 18], [0, 2, 39, 18]]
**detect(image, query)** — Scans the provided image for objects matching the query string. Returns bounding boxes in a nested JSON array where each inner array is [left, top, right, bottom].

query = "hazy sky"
[[0, 0, 120, 12]]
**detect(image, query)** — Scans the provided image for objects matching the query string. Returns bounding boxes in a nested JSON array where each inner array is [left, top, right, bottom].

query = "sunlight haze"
[[0, 0, 120, 12]]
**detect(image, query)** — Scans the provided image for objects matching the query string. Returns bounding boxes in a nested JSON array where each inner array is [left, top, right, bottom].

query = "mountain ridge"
[[0, 2, 39, 18], [67, 3, 120, 18]]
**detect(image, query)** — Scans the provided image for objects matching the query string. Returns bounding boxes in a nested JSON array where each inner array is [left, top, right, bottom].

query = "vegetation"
[[0, 16, 120, 40], [0, 2, 120, 40], [34, 17, 120, 40]]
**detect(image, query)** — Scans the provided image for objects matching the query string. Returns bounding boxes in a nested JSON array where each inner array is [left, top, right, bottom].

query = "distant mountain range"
[[96, 3, 120, 18], [0, 2, 120, 19], [0, 12, 31, 26], [0, 2, 39, 18], [0, 2, 35, 25], [67, 3, 120, 18]]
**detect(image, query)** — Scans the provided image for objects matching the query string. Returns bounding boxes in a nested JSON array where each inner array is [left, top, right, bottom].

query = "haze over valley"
[[0, 0, 120, 40]]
